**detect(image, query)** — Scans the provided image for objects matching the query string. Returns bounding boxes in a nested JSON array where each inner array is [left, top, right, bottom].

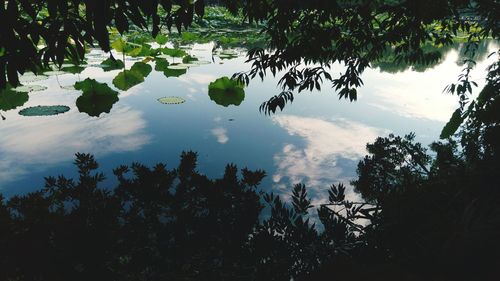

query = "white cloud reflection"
[[211, 127, 229, 144], [272, 115, 386, 204], [0, 105, 150, 188]]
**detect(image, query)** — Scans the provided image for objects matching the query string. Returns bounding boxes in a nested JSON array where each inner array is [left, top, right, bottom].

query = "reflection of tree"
[[371, 43, 457, 73], [2, 112, 500, 280]]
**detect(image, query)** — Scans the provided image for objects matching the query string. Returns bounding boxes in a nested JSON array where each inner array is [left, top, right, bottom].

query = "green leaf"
[[440, 108, 464, 139], [182, 55, 199, 63], [0, 87, 29, 111], [111, 38, 127, 53], [130, 62, 152, 78], [163, 68, 187, 78], [61, 65, 86, 74], [155, 58, 170, 71], [112, 70, 144, 91], [75, 78, 119, 117], [208, 76, 245, 107], [155, 34, 168, 45], [126, 46, 143, 57], [100, 58, 125, 72], [161, 47, 187, 58], [19, 105, 70, 116]]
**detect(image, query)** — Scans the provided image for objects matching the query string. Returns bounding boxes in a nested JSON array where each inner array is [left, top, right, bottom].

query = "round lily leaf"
[[208, 77, 245, 107], [130, 62, 152, 77], [182, 55, 199, 63], [112, 70, 144, 91], [161, 47, 187, 58], [100, 58, 125, 72], [192, 60, 212, 65], [75, 78, 119, 117], [155, 58, 170, 71], [163, 68, 187, 78], [158, 96, 186, 104], [19, 105, 70, 116], [14, 85, 48, 92], [0, 87, 29, 111], [167, 64, 189, 70], [61, 65, 86, 74]]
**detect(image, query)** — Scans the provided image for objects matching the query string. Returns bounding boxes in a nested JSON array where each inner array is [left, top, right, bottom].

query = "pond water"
[[0, 41, 497, 204]]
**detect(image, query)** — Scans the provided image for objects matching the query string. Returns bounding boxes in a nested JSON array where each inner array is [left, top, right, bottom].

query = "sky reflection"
[[272, 115, 386, 204], [0, 105, 150, 188]]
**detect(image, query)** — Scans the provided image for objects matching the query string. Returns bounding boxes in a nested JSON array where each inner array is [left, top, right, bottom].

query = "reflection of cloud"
[[179, 73, 218, 85], [364, 49, 497, 122], [272, 115, 385, 204], [211, 127, 229, 144], [0, 105, 150, 188]]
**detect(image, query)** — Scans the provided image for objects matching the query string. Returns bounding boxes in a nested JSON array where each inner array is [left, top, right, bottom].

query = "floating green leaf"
[[19, 105, 70, 116], [167, 64, 189, 70], [163, 68, 187, 78], [75, 78, 119, 117], [208, 76, 245, 107], [155, 34, 168, 45], [130, 62, 152, 77], [182, 55, 199, 63], [158, 96, 186, 104], [112, 70, 144, 91], [161, 47, 187, 58], [100, 58, 125, 72], [0, 87, 29, 111], [155, 58, 170, 71], [61, 65, 86, 74], [440, 108, 464, 139]]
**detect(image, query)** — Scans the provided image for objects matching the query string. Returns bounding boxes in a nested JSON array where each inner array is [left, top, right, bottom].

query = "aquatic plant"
[[18, 105, 70, 116], [75, 78, 119, 117], [208, 76, 245, 107], [0, 87, 29, 111], [157, 96, 186, 104]]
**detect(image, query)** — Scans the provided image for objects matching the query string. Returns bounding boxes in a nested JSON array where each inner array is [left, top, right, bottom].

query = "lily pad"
[[19, 105, 70, 116], [182, 55, 199, 63], [75, 78, 119, 117], [0, 87, 29, 111], [14, 85, 47, 92], [192, 60, 212, 65], [161, 47, 188, 58], [208, 76, 245, 107], [100, 58, 125, 72], [155, 34, 168, 45], [112, 70, 144, 91], [167, 64, 189, 70], [158, 96, 186, 104], [155, 58, 170, 71], [61, 65, 86, 74], [130, 62, 152, 77], [163, 68, 187, 78]]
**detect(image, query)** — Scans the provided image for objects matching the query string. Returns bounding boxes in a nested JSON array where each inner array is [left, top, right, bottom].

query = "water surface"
[[0, 42, 497, 204]]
